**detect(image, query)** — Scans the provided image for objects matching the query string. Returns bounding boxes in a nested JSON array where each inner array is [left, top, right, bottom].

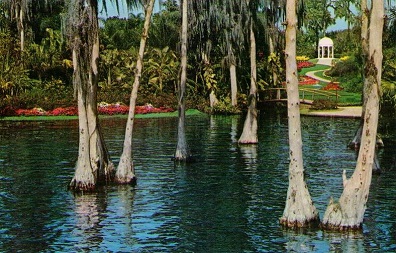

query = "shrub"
[[325, 56, 362, 93], [299, 76, 319, 85], [138, 93, 178, 110], [296, 56, 310, 62], [48, 107, 78, 116], [297, 61, 314, 72], [311, 99, 338, 110], [211, 97, 241, 115], [340, 56, 350, 61], [326, 57, 359, 77]]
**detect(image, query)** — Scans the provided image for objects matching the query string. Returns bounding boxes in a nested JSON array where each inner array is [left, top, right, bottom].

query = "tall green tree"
[[116, 0, 155, 184], [149, 2, 179, 51], [280, 0, 319, 227], [303, 0, 334, 51], [330, 0, 359, 31], [189, 0, 248, 108], [100, 14, 143, 50]]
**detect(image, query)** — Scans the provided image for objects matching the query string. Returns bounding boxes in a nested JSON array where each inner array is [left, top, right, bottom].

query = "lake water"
[[0, 111, 395, 252]]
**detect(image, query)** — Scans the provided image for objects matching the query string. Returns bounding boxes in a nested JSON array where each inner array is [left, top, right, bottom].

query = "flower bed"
[[299, 76, 319, 86], [9, 103, 174, 117], [297, 61, 315, 71], [323, 82, 343, 91]]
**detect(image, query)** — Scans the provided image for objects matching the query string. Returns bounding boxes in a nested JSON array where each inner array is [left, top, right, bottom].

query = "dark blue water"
[[0, 111, 395, 252]]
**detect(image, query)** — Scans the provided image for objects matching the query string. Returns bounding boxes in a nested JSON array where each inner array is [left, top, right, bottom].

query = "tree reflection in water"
[[72, 186, 136, 251]]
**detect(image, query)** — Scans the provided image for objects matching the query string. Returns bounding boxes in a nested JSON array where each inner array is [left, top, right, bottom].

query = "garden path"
[[305, 69, 331, 83], [302, 66, 362, 118]]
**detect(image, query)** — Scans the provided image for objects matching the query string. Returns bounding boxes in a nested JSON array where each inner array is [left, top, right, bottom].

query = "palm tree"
[[279, 0, 319, 227], [174, 0, 191, 161], [149, 4, 180, 51], [116, 0, 156, 184]]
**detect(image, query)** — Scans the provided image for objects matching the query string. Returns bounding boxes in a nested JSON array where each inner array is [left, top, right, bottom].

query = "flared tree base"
[[69, 178, 96, 192], [115, 155, 137, 185], [280, 216, 320, 228]]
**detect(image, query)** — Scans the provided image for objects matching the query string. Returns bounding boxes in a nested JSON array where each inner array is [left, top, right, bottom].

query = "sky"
[[98, 0, 161, 19], [99, 0, 349, 31]]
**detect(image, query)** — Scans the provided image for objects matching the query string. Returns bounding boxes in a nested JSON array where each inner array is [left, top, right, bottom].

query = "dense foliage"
[[0, 0, 395, 117]]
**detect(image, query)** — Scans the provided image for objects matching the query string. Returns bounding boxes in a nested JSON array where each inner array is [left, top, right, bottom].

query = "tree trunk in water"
[[230, 63, 238, 107], [321, 0, 383, 230], [280, 0, 319, 227], [174, 0, 191, 161], [116, 0, 155, 184], [348, 0, 382, 173], [69, 1, 114, 192], [238, 18, 258, 144]]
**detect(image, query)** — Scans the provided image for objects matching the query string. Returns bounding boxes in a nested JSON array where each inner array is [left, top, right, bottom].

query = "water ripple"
[[0, 115, 395, 252]]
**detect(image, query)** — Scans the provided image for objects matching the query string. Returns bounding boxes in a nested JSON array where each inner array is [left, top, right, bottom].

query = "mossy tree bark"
[[239, 13, 258, 144], [321, 0, 384, 230], [280, 0, 319, 227], [116, 0, 155, 184], [348, 0, 382, 174], [174, 0, 191, 161], [69, 0, 114, 192]]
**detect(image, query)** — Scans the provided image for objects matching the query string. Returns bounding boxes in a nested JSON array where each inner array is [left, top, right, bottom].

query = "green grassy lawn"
[[311, 69, 332, 81], [298, 64, 361, 105], [299, 64, 331, 76], [0, 109, 204, 121], [299, 86, 361, 105]]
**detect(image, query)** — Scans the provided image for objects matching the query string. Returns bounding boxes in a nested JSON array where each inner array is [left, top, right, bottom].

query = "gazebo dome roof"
[[319, 37, 333, 46]]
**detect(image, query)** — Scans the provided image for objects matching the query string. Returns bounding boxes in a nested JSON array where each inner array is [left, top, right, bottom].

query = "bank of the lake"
[[0, 109, 204, 121], [301, 106, 362, 118]]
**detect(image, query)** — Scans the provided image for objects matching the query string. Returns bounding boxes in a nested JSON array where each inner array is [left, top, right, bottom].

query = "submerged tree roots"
[[279, 216, 320, 229]]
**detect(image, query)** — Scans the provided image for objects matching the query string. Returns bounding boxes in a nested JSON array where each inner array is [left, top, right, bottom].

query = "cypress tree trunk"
[[69, 0, 114, 191], [238, 16, 258, 144], [174, 0, 191, 161], [280, 0, 319, 227], [321, 0, 384, 230], [116, 0, 155, 184], [348, 0, 383, 174], [230, 62, 238, 107]]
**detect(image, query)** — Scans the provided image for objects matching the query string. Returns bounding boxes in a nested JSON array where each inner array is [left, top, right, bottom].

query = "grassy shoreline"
[[0, 109, 205, 121]]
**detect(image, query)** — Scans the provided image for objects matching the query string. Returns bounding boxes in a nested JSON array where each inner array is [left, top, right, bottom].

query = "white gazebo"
[[318, 37, 334, 59]]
